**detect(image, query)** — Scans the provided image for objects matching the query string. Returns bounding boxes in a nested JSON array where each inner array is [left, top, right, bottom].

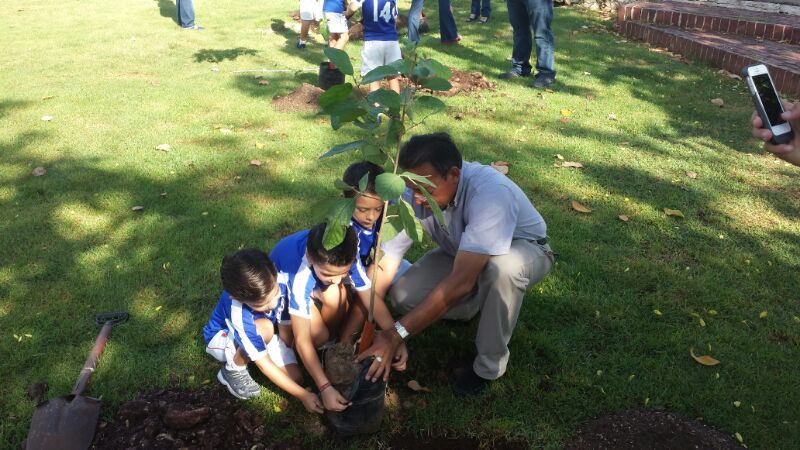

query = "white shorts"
[[360, 40, 402, 76], [299, 0, 323, 21], [205, 329, 297, 368], [325, 12, 348, 34]]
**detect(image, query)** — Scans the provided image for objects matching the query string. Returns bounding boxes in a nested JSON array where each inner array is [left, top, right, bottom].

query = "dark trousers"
[[507, 0, 555, 77]]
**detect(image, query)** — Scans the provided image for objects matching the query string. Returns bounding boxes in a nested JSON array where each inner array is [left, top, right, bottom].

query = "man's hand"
[[355, 328, 403, 382], [752, 100, 800, 166], [321, 387, 351, 411], [392, 342, 408, 372], [301, 392, 325, 414]]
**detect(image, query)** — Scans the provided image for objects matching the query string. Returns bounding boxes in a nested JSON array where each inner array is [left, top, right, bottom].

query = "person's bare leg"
[[300, 20, 312, 41], [232, 347, 249, 367], [281, 363, 304, 384], [316, 284, 348, 336], [369, 81, 382, 92], [309, 303, 332, 348], [387, 76, 400, 93], [340, 292, 367, 345]]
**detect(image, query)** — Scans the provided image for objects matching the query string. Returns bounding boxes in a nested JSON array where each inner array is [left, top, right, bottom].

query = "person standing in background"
[[177, 0, 204, 30], [499, 0, 555, 89]]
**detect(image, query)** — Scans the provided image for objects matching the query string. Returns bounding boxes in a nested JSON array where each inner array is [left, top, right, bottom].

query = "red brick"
[[719, 18, 729, 33], [721, 52, 733, 72], [617, 6, 626, 22], [755, 23, 765, 39], [737, 21, 748, 35], [679, 13, 689, 28], [686, 14, 696, 29], [703, 16, 714, 32], [773, 69, 786, 92], [656, 10, 666, 24], [765, 24, 775, 41], [774, 24, 786, 41], [671, 12, 680, 26], [710, 17, 720, 32], [746, 21, 756, 36], [791, 27, 800, 45], [631, 6, 641, 21]]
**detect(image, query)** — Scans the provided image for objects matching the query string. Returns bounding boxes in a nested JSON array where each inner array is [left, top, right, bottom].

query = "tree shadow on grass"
[[193, 47, 260, 63]]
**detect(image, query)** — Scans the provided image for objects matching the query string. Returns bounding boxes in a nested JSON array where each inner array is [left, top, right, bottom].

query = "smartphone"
[[743, 64, 794, 145]]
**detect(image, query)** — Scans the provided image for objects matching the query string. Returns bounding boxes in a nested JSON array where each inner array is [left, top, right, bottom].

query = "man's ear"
[[447, 166, 461, 182]]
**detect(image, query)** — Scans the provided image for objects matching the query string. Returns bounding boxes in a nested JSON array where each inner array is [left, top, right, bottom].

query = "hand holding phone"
[[743, 64, 794, 145]]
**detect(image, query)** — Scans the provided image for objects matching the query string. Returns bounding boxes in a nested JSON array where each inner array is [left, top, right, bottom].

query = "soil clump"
[[564, 408, 746, 450], [272, 83, 324, 112]]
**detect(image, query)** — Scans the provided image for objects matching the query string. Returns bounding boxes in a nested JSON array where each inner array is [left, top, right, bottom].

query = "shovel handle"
[[71, 321, 114, 396], [357, 321, 376, 355]]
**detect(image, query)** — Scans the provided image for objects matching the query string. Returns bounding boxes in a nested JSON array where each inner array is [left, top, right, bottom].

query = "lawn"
[[1, 0, 799, 448]]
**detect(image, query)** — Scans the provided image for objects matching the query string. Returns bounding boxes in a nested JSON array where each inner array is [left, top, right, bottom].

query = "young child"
[[298, 0, 323, 49], [348, 0, 401, 93], [203, 249, 324, 413], [323, 0, 350, 50]]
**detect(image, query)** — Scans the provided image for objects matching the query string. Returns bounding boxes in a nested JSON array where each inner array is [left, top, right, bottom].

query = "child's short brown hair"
[[220, 248, 277, 304]]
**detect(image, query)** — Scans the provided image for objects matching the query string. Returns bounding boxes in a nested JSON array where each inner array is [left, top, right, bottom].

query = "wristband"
[[394, 321, 410, 341], [319, 382, 332, 393]]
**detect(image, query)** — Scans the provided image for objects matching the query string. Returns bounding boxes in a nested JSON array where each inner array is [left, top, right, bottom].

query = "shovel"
[[26, 311, 129, 450]]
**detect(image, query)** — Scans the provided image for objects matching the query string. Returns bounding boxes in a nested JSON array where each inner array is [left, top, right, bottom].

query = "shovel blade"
[[26, 395, 101, 450]]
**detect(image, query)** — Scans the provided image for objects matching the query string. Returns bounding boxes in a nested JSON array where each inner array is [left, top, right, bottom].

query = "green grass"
[[1, 0, 799, 449]]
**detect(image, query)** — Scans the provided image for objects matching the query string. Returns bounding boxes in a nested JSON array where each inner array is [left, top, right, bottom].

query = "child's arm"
[[291, 317, 352, 411], [251, 356, 324, 413]]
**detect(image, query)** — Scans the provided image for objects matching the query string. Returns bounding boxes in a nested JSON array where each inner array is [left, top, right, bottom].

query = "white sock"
[[225, 360, 247, 372]]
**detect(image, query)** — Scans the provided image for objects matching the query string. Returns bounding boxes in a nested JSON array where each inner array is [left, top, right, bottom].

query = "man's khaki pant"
[[389, 239, 554, 380]]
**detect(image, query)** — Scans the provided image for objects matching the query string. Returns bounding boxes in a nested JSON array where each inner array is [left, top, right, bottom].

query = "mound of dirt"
[[272, 83, 324, 113], [564, 409, 746, 450], [423, 69, 497, 97]]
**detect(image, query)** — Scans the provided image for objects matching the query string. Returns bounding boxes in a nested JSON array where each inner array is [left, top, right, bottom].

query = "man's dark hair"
[[306, 223, 358, 267], [398, 132, 462, 177], [220, 248, 277, 304], [342, 161, 384, 198]]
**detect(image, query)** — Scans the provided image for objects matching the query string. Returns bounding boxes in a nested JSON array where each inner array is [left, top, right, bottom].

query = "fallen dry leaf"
[[710, 98, 724, 107], [608, 113, 618, 121], [407, 380, 431, 392], [250, 159, 263, 167], [31, 166, 47, 177], [560, 109, 573, 117], [758, 310, 768, 319], [131, 205, 144, 212], [571, 200, 592, 213], [41, 95, 55, 100], [690, 347, 720, 366], [653, 309, 662, 316], [586, 95, 595, 101], [559, 117, 570, 123], [255, 142, 265, 149], [160, 192, 168, 198], [555, 154, 565, 160], [491, 163, 509, 175], [544, 88, 554, 94], [155, 143, 171, 152], [686, 171, 697, 179], [556, 161, 584, 169], [258, 79, 269, 85], [41, 115, 53, 121], [454, 113, 464, 120], [618, 214, 629, 222], [735, 432, 743, 443], [664, 208, 685, 218], [220, 128, 233, 134]]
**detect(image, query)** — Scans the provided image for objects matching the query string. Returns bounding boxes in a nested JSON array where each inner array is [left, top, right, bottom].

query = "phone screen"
[[752, 73, 787, 126]]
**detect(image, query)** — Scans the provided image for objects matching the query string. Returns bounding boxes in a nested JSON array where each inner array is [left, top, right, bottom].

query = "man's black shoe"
[[531, 76, 555, 89], [452, 367, 491, 396], [498, 70, 530, 80]]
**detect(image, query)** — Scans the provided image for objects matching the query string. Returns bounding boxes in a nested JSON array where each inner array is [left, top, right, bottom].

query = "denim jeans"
[[471, 0, 491, 18], [176, 0, 195, 28], [506, 0, 555, 78], [407, 0, 459, 43]]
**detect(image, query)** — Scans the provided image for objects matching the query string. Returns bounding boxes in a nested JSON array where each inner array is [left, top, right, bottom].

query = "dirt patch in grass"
[[423, 69, 497, 97], [564, 408, 745, 450], [272, 83, 324, 112], [389, 434, 527, 450]]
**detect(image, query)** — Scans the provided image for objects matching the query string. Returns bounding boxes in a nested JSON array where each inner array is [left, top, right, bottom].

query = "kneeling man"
[[360, 132, 554, 395]]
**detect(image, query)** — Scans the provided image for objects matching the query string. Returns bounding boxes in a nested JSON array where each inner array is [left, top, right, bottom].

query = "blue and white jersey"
[[351, 219, 378, 266], [323, 0, 345, 13], [202, 289, 289, 361], [270, 229, 371, 320], [362, 0, 398, 41]]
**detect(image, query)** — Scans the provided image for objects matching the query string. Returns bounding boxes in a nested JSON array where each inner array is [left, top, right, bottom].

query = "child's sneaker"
[[217, 368, 261, 399], [296, 39, 307, 49]]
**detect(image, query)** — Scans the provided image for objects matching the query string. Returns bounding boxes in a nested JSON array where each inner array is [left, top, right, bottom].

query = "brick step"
[[617, 21, 800, 95], [618, 1, 800, 44]]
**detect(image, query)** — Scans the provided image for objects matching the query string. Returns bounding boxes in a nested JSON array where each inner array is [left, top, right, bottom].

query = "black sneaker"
[[531, 76, 555, 89], [498, 70, 530, 80], [452, 367, 491, 396]]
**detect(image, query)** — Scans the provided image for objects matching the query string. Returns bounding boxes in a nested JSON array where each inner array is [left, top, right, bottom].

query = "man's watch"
[[393, 321, 410, 341]]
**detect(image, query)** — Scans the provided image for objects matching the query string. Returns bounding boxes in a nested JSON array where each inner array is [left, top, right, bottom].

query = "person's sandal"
[[466, 13, 478, 22], [479, 16, 489, 24]]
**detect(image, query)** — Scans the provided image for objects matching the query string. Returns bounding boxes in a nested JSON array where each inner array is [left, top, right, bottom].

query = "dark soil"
[[271, 83, 324, 112], [564, 409, 746, 450], [424, 69, 497, 97]]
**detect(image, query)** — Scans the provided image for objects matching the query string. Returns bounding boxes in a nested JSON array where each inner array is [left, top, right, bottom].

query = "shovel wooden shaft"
[[71, 321, 113, 396], [357, 321, 375, 354]]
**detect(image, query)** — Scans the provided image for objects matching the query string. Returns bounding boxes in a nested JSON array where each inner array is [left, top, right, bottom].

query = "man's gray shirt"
[[382, 161, 547, 259]]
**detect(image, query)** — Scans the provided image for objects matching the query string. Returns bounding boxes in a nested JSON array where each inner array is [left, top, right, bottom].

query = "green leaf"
[[414, 95, 446, 116], [323, 222, 346, 250], [358, 173, 369, 192], [323, 47, 354, 76], [398, 198, 423, 242], [319, 140, 366, 159], [400, 86, 415, 104], [424, 59, 452, 79], [399, 171, 435, 188], [388, 59, 413, 77], [334, 178, 355, 192], [326, 99, 367, 124], [361, 143, 387, 165], [421, 77, 452, 91], [361, 65, 400, 85], [380, 216, 400, 242], [318, 83, 353, 109], [375, 173, 405, 201], [367, 89, 401, 115], [384, 118, 405, 149], [411, 65, 431, 82], [419, 187, 448, 233], [400, 38, 417, 59]]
